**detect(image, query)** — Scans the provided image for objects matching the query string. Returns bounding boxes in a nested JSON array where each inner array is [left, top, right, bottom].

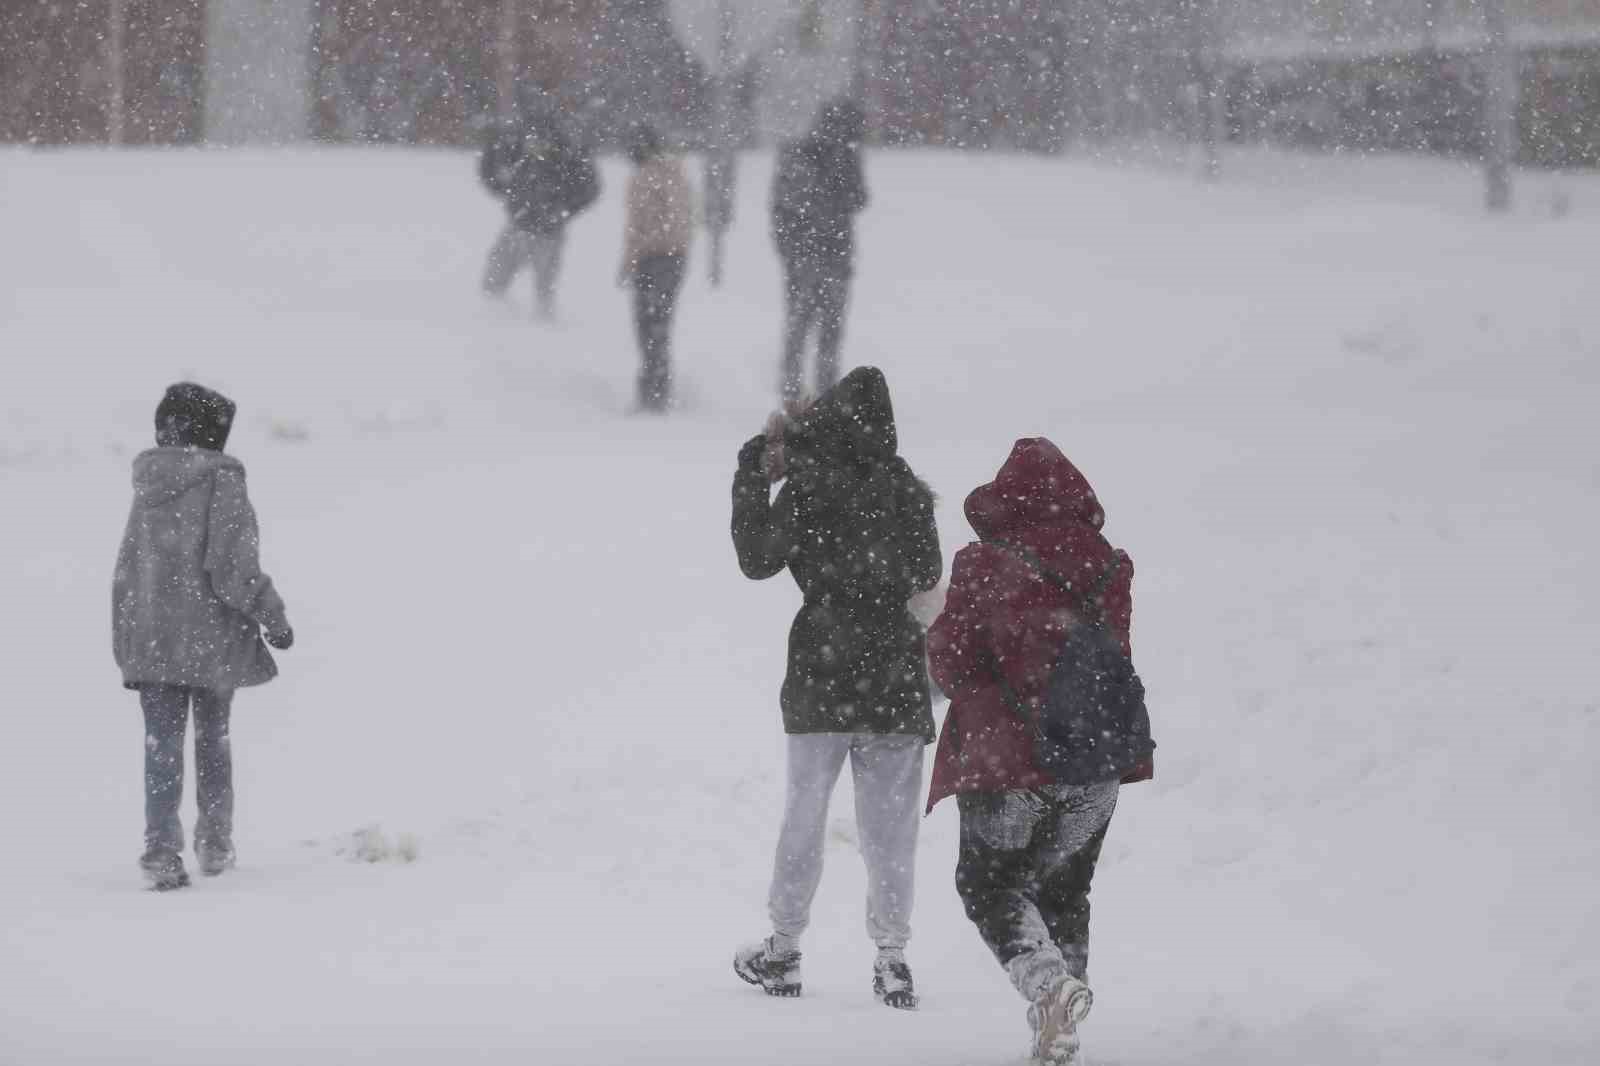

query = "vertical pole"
[[108, 0, 126, 144], [1188, 0, 1223, 180], [497, 0, 518, 121], [850, 0, 870, 100], [708, 0, 737, 287], [1483, 0, 1516, 211]]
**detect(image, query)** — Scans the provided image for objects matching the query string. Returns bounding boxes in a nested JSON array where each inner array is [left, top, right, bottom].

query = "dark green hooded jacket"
[[732, 367, 942, 739]]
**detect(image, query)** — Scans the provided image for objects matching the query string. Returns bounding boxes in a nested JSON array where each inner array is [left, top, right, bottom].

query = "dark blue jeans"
[[140, 685, 233, 860]]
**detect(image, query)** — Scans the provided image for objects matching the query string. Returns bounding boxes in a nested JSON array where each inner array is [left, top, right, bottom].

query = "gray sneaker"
[[197, 843, 236, 877], [733, 936, 802, 997], [872, 954, 918, 1010], [1030, 975, 1092, 1066], [139, 850, 190, 892]]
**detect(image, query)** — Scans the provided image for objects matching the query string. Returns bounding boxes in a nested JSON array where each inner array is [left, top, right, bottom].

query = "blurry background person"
[[480, 110, 600, 320], [770, 99, 868, 404], [618, 123, 693, 412]]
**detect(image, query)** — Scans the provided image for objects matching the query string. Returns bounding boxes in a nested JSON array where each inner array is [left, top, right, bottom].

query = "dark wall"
[[1227, 44, 1600, 169], [1, 0, 204, 145]]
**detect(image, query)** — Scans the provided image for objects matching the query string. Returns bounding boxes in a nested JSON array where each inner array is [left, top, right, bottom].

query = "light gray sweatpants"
[[768, 732, 925, 951], [481, 224, 565, 316]]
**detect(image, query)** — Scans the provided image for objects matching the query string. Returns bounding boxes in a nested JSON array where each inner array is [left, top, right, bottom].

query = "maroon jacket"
[[926, 438, 1151, 812]]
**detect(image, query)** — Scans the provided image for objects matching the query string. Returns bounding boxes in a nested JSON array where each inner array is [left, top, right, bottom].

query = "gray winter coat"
[[113, 448, 289, 691]]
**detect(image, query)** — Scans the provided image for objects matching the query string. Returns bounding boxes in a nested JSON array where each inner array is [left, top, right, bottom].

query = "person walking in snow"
[[730, 366, 941, 1009], [926, 439, 1154, 1065], [480, 114, 600, 319], [618, 123, 693, 411], [771, 99, 869, 404], [113, 383, 293, 891]]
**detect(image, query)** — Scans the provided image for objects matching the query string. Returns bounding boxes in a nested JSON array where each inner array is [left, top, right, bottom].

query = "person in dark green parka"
[[730, 366, 942, 1010]]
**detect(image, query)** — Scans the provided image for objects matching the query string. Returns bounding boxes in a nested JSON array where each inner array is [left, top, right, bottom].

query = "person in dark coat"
[[729, 366, 941, 1010], [926, 438, 1152, 1066], [480, 115, 601, 319], [112, 384, 293, 891], [771, 99, 869, 403]]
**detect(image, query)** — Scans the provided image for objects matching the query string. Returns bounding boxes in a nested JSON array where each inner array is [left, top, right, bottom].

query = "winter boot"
[[197, 842, 236, 878], [733, 936, 802, 997], [140, 850, 191, 892], [872, 951, 918, 1010], [1029, 975, 1092, 1066]]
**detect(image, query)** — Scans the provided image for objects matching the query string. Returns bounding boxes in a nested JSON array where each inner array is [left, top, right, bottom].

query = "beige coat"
[[622, 155, 693, 270]]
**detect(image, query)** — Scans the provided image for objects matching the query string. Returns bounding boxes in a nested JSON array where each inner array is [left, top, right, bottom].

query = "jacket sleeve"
[[565, 155, 600, 215], [926, 545, 997, 698], [845, 152, 868, 214], [731, 435, 793, 580], [899, 469, 942, 593], [205, 467, 289, 634], [770, 148, 804, 255], [111, 514, 136, 673], [479, 137, 517, 197]]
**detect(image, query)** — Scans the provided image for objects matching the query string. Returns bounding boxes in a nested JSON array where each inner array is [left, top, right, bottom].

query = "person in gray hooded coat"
[[113, 383, 293, 890]]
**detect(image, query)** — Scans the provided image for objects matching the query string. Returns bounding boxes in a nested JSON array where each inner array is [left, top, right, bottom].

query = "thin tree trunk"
[[1483, 0, 1516, 212], [497, 0, 518, 121], [108, 0, 125, 145]]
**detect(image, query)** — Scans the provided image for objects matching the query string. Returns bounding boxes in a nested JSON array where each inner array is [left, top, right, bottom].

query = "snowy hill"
[[1, 145, 1597, 1065]]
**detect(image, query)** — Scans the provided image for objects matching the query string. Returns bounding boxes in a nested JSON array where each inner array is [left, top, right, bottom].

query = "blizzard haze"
[[1, 142, 1596, 1064]]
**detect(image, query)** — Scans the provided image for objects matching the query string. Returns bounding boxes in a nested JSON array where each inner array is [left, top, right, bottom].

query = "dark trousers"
[[954, 782, 1117, 1001], [140, 684, 234, 860], [781, 259, 851, 403], [632, 252, 686, 409]]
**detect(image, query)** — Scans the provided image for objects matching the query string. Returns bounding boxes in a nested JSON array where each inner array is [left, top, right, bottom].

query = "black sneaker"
[[140, 850, 190, 892], [873, 954, 918, 1010], [733, 936, 802, 997]]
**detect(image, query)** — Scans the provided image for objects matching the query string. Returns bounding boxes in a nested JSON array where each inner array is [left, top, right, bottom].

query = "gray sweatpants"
[[482, 224, 565, 317], [768, 732, 925, 951], [140, 684, 233, 859]]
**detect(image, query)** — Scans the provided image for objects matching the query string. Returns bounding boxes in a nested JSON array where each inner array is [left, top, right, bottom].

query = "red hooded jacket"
[[926, 438, 1152, 812]]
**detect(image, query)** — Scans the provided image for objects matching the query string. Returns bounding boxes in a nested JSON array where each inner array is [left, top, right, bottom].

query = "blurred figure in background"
[[479, 111, 600, 320], [771, 99, 869, 404], [618, 124, 693, 412]]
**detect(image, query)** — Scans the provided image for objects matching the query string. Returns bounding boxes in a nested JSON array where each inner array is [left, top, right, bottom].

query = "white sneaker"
[[1030, 975, 1092, 1066]]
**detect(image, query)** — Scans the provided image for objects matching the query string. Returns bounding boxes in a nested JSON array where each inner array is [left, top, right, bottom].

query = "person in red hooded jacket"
[[926, 438, 1151, 1066]]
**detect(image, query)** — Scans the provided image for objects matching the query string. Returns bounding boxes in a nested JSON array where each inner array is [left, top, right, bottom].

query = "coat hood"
[[786, 366, 898, 468], [131, 447, 242, 508], [964, 438, 1104, 540], [155, 382, 236, 451]]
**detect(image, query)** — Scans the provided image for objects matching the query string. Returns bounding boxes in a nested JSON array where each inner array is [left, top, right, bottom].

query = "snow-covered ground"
[[2, 144, 1597, 1065]]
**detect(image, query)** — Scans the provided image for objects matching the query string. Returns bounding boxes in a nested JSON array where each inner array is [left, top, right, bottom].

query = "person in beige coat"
[[619, 124, 693, 411]]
